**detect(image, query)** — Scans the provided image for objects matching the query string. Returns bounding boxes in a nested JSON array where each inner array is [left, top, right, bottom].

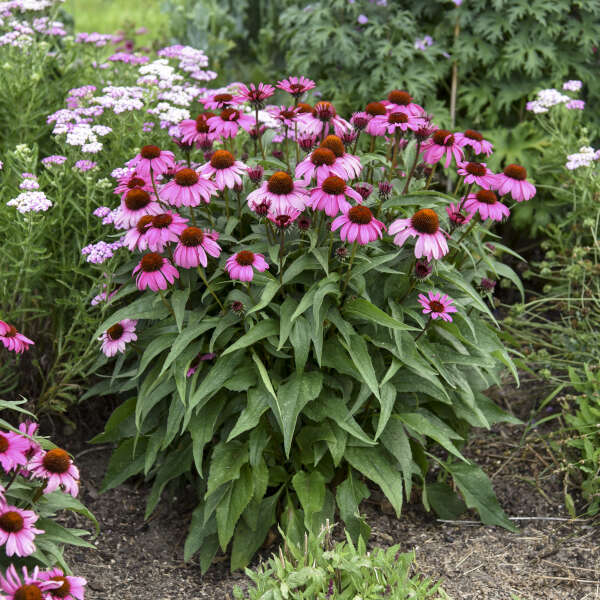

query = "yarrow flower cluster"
[[526, 81, 584, 114], [7, 191, 51, 214], [565, 146, 600, 170]]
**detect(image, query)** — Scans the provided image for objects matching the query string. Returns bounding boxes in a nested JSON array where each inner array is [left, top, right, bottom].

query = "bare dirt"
[[59, 377, 599, 600]]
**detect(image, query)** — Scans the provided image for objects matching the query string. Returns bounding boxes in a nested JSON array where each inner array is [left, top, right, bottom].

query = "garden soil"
[[59, 378, 599, 600]]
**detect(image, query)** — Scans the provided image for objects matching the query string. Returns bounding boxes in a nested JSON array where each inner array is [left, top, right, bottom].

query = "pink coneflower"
[[113, 172, 152, 197], [247, 171, 308, 213], [178, 113, 217, 147], [350, 111, 372, 131], [247, 165, 264, 184], [267, 105, 301, 128], [446, 202, 474, 226], [0, 503, 43, 557], [320, 135, 362, 180], [367, 110, 425, 136], [207, 108, 255, 139], [186, 352, 217, 378], [267, 204, 302, 229], [128, 145, 176, 178], [226, 251, 269, 282], [200, 91, 244, 110], [331, 205, 385, 244], [29, 448, 80, 497], [415, 260, 433, 279], [17, 421, 40, 458], [123, 214, 154, 251], [145, 211, 188, 251], [494, 165, 536, 202], [237, 82, 275, 108], [456, 161, 497, 189], [299, 101, 352, 138], [389, 208, 449, 260], [295, 147, 348, 184], [310, 176, 362, 217], [418, 291, 457, 322], [199, 150, 247, 190], [173, 227, 222, 268], [39, 568, 86, 600], [0, 430, 28, 472], [277, 76, 316, 98], [99, 319, 137, 357], [454, 129, 493, 156], [382, 90, 425, 117], [0, 565, 62, 600], [161, 168, 218, 207], [420, 129, 464, 168], [133, 253, 179, 291], [462, 189, 510, 221], [0, 321, 34, 354], [364, 102, 387, 120], [115, 188, 161, 229]]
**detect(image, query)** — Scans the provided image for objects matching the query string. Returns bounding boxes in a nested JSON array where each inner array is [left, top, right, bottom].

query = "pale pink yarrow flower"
[[277, 76, 316, 98], [198, 150, 247, 190], [99, 319, 137, 357], [456, 161, 497, 189], [389, 208, 449, 260], [331, 205, 386, 244], [144, 212, 189, 252], [128, 145, 176, 178], [173, 227, 222, 268], [207, 108, 255, 139], [494, 164, 536, 202], [247, 171, 308, 213], [310, 176, 362, 217], [0, 430, 29, 472], [0, 503, 44, 557], [454, 129, 493, 156], [420, 129, 464, 168], [381, 90, 425, 117], [29, 448, 80, 497], [295, 147, 348, 184], [39, 567, 87, 600], [133, 253, 179, 291], [463, 189, 510, 221], [226, 251, 269, 282], [0, 321, 34, 354], [161, 168, 218, 207], [0, 565, 62, 600], [418, 291, 457, 322]]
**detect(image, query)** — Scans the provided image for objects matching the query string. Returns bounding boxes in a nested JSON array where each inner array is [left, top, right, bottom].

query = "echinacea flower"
[[173, 227, 222, 268], [295, 147, 348, 184], [494, 164, 536, 202], [462, 189, 510, 221], [367, 110, 425, 136], [298, 101, 351, 138], [133, 253, 180, 291], [267, 204, 302, 229], [17, 421, 41, 458], [0, 504, 44, 556], [247, 171, 308, 213], [364, 102, 387, 119], [38, 568, 86, 600], [226, 251, 269, 282], [320, 135, 362, 180], [414, 260, 433, 279], [114, 172, 152, 197], [389, 208, 449, 260], [161, 168, 218, 207], [99, 319, 137, 357], [237, 82, 275, 108], [145, 211, 189, 251], [382, 90, 425, 117], [456, 161, 497, 189], [418, 291, 457, 322], [115, 188, 161, 229], [0, 430, 29, 472], [420, 129, 464, 168], [207, 108, 255, 139], [454, 129, 493, 156], [177, 113, 217, 147], [200, 91, 244, 110], [123, 215, 154, 252], [310, 176, 362, 217], [446, 202, 474, 227], [186, 353, 217, 378], [128, 145, 176, 178], [199, 150, 247, 190], [29, 448, 80, 497], [331, 205, 385, 244], [0, 321, 34, 354], [0, 565, 62, 600], [277, 76, 316, 98], [267, 105, 301, 128]]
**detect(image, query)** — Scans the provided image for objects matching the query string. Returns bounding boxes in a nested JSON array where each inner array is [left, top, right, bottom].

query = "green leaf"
[[380, 419, 414, 501], [290, 316, 311, 373], [336, 471, 371, 543], [343, 298, 418, 331], [138, 333, 178, 376], [206, 440, 248, 498], [283, 255, 321, 284], [375, 382, 396, 441], [41, 492, 99, 534], [342, 335, 380, 400], [322, 396, 376, 446], [161, 320, 217, 375], [100, 437, 147, 492], [216, 465, 254, 550], [184, 503, 216, 563], [247, 279, 280, 315], [252, 350, 279, 405], [427, 482, 467, 520], [188, 397, 222, 477], [278, 296, 299, 349], [227, 387, 270, 441], [292, 470, 326, 531], [36, 519, 94, 549], [221, 318, 278, 356], [170, 287, 190, 332]]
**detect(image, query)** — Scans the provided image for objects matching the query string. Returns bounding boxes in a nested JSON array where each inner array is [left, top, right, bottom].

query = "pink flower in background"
[[237, 82, 275, 107], [463, 190, 510, 221], [454, 130, 493, 156], [389, 208, 449, 260], [178, 113, 217, 147], [277, 76, 316, 98], [298, 101, 352, 138], [99, 319, 138, 357], [114, 172, 152, 198], [0, 321, 34, 354], [29, 448, 80, 497], [0, 430, 29, 472], [566, 99, 585, 110], [446, 202, 474, 226], [199, 150, 247, 190], [320, 135, 362, 180], [0, 503, 44, 557], [331, 205, 385, 244], [39, 568, 87, 600], [207, 109, 255, 139], [382, 90, 425, 117], [173, 227, 222, 268], [186, 353, 216, 378], [367, 110, 425, 136], [267, 204, 302, 229], [200, 91, 244, 110], [295, 147, 348, 184], [145, 212, 189, 252], [247, 172, 308, 213], [0, 565, 62, 600], [456, 161, 497, 189], [226, 251, 269, 282], [310, 176, 362, 217], [161, 168, 218, 207], [421, 129, 464, 167], [115, 188, 161, 229], [133, 253, 179, 291], [418, 291, 457, 322], [494, 164, 536, 202], [128, 145, 175, 177], [123, 215, 154, 252]]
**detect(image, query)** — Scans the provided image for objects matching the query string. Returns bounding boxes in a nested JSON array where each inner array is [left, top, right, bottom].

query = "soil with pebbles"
[[57, 378, 598, 600]]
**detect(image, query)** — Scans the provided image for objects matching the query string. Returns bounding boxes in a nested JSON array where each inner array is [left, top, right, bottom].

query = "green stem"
[[340, 242, 359, 298], [158, 289, 177, 320], [453, 175, 464, 196], [197, 267, 225, 313], [425, 163, 438, 189], [279, 227, 285, 286], [415, 318, 433, 341], [401, 140, 421, 194]]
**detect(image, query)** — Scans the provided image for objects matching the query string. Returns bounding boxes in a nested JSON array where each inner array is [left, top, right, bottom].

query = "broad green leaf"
[[36, 519, 94, 549], [283, 254, 321, 284], [375, 383, 396, 440], [170, 287, 190, 332], [100, 437, 147, 492], [292, 470, 326, 531], [290, 316, 311, 373], [336, 471, 371, 543], [342, 335, 380, 400], [184, 503, 216, 563], [221, 319, 278, 356], [224, 365, 258, 391], [160, 320, 217, 375], [41, 492, 99, 534], [343, 298, 417, 331], [380, 419, 414, 501], [427, 482, 467, 520], [138, 333, 178, 376], [322, 397, 376, 446], [278, 296, 299, 349], [246, 279, 280, 315], [206, 440, 248, 498], [188, 397, 222, 477], [227, 387, 270, 441], [216, 465, 254, 550]]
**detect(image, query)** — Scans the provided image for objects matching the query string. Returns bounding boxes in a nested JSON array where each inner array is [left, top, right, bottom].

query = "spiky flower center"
[[0, 434, 8, 452], [219, 108, 240, 122], [14, 584, 42, 600], [296, 102, 313, 114], [503, 164, 527, 180], [106, 323, 124, 341], [388, 112, 408, 124], [49, 577, 70, 599], [432, 130, 454, 146], [464, 129, 483, 141], [236, 250, 255, 266], [210, 150, 235, 169], [127, 177, 146, 189], [214, 93, 233, 103], [2, 325, 17, 338], [348, 205, 373, 225], [125, 189, 151, 211], [140, 145, 161, 159], [320, 135, 345, 157], [312, 101, 336, 121], [279, 109, 297, 120], [0, 510, 24, 533], [429, 300, 445, 313], [180, 227, 204, 247], [174, 168, 199, 186], [195, 114, 211, 133], [465, 162, 486, 176], [289, 83, 305, 95], [388, 90, 412, 105], [134, 215, 153, 234], [322, 176, 346, 195], [411, 209, 439, 234], [42, 448, 71, 474], [310, 148, 336, 166], [140, 252, 164, 272], [267, 172, 294, 195], [475, 190, 498, 205], [365, 102, 386, 116], [152, 214, 173, 229]]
